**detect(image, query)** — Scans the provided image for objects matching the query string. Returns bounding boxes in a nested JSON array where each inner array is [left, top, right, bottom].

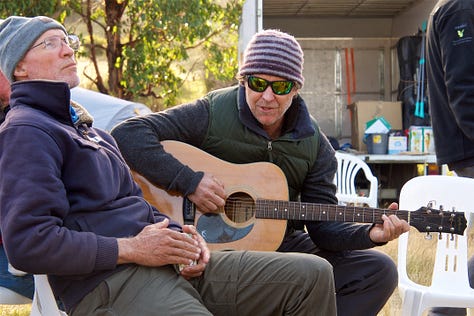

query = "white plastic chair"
[[334, 152, 378, 207], [30, 275, 66, 316], [0, 262, 32, 305], [0, 286, 31, 305], [398, 175, 474, 315]]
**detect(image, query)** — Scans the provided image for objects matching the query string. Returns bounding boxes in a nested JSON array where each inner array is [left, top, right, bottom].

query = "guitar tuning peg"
[[438, 233, 442, 240], [450, 233, 455, 241], [425, 232, 432, 240]]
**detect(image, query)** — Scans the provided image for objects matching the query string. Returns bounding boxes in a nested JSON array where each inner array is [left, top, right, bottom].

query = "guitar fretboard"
[[255, 199, 408, 225]]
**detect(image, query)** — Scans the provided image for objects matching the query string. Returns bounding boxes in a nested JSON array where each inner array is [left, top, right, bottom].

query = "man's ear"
[[13, 62, 27, 79]]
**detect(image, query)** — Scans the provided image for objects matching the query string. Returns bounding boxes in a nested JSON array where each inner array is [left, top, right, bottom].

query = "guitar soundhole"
[[224, 192, 255, 223]]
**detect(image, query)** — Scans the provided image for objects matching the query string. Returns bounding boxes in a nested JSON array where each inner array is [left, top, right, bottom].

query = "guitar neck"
[[255, 199, 408, 225]]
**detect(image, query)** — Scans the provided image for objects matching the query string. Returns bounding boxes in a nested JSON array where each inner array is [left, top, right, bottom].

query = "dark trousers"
[[278, 230, 398, 316]]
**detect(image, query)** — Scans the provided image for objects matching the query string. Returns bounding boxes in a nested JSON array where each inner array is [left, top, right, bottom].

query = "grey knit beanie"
[[0, 16, 67, 83], [239, 29, 304, 87]]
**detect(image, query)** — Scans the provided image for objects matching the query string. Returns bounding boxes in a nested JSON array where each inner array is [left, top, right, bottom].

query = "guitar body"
[[132, 141, 468, 251], [132, 140, 290, 251]]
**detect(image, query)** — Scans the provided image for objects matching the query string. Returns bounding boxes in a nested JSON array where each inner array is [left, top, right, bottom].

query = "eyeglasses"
[[247, 75, 295, 95], [30, 35, 81, 52]]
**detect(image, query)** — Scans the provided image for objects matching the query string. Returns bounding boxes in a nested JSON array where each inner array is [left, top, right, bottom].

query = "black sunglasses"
[[247, 76, 295, 95]]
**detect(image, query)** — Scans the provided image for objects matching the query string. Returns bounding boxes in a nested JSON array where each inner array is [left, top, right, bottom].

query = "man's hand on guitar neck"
[[369, 202, 411, 244], [188, 172, 226, 213]]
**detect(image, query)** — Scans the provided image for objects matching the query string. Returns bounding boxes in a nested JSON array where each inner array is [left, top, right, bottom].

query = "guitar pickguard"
[[196, 213, 254, 244]]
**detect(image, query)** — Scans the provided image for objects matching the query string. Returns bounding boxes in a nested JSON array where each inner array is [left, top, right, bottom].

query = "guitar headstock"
[[410, 206, 467, 235]]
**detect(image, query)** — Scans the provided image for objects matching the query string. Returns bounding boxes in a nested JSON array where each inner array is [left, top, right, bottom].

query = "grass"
[[2, 229, 472, 315], [0, 305, 29, 316]]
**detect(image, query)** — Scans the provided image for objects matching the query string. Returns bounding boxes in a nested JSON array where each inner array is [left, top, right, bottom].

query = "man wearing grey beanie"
[[0, 16, 69, 83], [0, 16, 337, 316], [112, 28, 410, 316]]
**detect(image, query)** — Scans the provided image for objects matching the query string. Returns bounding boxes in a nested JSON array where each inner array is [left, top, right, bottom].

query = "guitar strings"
[[218, 197, 460, 228]]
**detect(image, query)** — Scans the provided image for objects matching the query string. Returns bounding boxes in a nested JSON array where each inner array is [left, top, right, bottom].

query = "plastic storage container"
[[366, 133, 388, 154]]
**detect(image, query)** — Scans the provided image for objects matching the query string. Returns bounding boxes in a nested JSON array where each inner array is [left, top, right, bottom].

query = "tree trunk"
[[105, 0, 127, 98]]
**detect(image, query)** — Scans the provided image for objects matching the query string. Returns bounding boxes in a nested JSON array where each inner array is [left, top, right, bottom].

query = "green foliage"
[[0, 0, 243, 109], [123, 0, 243, 108], [204, 1, 241, 84], [0, 1, 65, 19]]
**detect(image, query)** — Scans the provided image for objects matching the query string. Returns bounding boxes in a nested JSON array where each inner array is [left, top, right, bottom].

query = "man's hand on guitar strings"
[[369, 202, 410, 243], [188, 172, 226, 213]]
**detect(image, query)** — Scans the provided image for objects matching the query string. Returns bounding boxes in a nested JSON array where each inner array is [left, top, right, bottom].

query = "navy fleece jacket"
[[0, 80, 180, 311]]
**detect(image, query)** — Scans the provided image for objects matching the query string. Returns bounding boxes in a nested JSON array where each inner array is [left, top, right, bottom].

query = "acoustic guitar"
[[132, 140, 467, 251]]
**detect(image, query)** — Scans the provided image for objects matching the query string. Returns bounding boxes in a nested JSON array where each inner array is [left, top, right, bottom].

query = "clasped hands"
[[117, 218, 210, 279]]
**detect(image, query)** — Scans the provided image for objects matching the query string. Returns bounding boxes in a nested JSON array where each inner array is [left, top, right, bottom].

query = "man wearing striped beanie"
[[239, 29, 304, 88], [112, 29, 409, 316]]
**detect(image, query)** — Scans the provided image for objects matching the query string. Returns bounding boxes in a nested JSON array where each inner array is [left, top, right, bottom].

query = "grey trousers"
[[428, 166, 474, 316], [70, 250, 336, 316]]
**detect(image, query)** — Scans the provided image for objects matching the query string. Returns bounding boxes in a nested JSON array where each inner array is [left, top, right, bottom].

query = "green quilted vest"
[[201, 86, 320, 200]]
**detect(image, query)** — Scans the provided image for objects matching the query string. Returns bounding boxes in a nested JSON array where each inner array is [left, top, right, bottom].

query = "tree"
[[0, 0, 243, 110]]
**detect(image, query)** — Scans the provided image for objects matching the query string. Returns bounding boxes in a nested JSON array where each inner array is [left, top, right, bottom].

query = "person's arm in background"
[[436, 9, 474, 138]]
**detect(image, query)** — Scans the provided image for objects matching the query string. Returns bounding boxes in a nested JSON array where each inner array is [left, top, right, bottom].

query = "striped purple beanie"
[[239, 29, 304, 87]]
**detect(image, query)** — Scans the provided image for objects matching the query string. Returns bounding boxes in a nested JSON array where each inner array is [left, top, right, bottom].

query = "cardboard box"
[[409, 126, 435, 153], [388, 136, 407, 154], [347, 101, 403, 152]]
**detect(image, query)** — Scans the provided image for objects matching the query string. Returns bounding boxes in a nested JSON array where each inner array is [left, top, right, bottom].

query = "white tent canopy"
[[71, 87, 152, 132]]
